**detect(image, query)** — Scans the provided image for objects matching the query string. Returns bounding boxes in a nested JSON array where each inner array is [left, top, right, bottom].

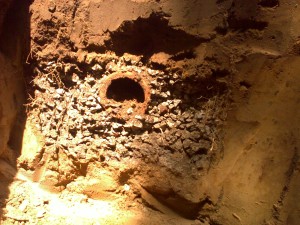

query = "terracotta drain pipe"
[[99, 72, 151, 120]]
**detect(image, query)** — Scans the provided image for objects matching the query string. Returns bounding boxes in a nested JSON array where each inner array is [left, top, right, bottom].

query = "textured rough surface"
[[0, 0, 300, 224]]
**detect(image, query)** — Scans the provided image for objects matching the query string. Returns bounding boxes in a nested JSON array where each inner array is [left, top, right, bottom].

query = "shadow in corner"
[[0, 0, 31, 219]]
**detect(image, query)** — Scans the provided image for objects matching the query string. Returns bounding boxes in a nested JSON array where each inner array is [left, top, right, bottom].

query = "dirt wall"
[[0, 0, 299, 225]]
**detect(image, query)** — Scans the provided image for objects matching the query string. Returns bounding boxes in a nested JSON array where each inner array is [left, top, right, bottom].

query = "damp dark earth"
[[0, 0, 300, 225]]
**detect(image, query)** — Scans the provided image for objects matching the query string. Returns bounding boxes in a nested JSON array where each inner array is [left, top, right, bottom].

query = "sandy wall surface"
[[0, 0, 299, 224]]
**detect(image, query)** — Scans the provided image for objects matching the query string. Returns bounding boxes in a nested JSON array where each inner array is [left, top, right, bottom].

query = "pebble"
[[166, 119, 176, 128], [160, 92, 168, 98], [112, 123, 122, 130], [158, 104, 168, 115], [132, 119, 143, 129], [48, 1, 56, 13], [56, 88, 65, 95], [127, 108, 133, 114], [19, 200, 29, 212], [92, 64, 102, 71]]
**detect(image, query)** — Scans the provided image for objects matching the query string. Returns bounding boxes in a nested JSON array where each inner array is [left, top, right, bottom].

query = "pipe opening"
[[106, 77, 145, 103]]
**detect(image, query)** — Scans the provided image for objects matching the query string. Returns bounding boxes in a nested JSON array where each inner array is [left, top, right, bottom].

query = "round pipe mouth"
[[99, 72, 150, 119], [106, 77, 145, 103]]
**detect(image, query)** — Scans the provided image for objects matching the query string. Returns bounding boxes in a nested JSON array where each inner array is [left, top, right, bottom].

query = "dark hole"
[[105, 13, 203, 57], [106, 78, 145, 103], [258, 0, 279, 7]]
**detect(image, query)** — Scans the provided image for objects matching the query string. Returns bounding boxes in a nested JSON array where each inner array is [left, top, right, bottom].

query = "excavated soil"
[[0, 0, 300, 225]]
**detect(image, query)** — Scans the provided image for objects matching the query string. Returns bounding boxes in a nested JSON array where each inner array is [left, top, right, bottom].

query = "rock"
[[127, 108, 133, 114], [107, 137, 116, 148], [56, 88, 65, 95], [67, 109, 79, 118], [153, 123, 161, 129], [123, 53, 141, 65], [198, 139, 212, 151], [189, 131, 202, 141], [56, 104, 63, 112], [72, 73, 80, 83], [91, 64, 102, 71], [173, 99, 181, 107], [149, 52, 171, 66], [147, 68, 159, 76], [134, 115, 144, 121], [123, 184, 130, 191], [158, 103, 168, 115], [195, 111, 205, 120], [36, 209, 46, 218], [150, 80, 158, 86], [171, 139, 183, 152], [183, 138, 211, 156], [182, 139, 192, 150], [132, 119, 143, 129], [173, 73, 179, 79], [18, 200, 29, 212], [53, 93, 61, 99], [82, 130, 91, 137], [166, 118, 176, 128], [160, 92, 168, 98], [112, 123, 122, 130], [48, 1, 56, 13]]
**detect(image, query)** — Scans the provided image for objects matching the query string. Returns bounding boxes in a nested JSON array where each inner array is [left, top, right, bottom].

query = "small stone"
[[153, 123, 161, 129], [150, 80, 158, 86], [173, 73, 179, 79], [195, 111, 205, 120], [124, 184, 130, 191], [166, 119, 176, 128], [189, 131, 202, 141], [158, 104, 168, 115], [48, 1, 56, 13], [171, 139, 183, 152], [127, 108, 133, 114], [160, 92, 168, 98], [19, 200, 29, 212], [72, 73, 80, 83], [134, 115, 144, 121], [183, 139, 193, 150], [153, 117, 160, 123], [107, 137, 116, 147], [36, 209, 46, 218], [46, 101, 55, 108], [53, 93, 61, 99], [173, 99, 181, 107], [56, 105, 63, 111], [112, 123, 122, 130], [121, 130, 129, 136], [87, 96, 94, 101], [147, 68, 159, 76], [132, 119, 143, 129], [92, 64, 102, 71], [82, 130, 91, 137], [56, 88, 65, 95]]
